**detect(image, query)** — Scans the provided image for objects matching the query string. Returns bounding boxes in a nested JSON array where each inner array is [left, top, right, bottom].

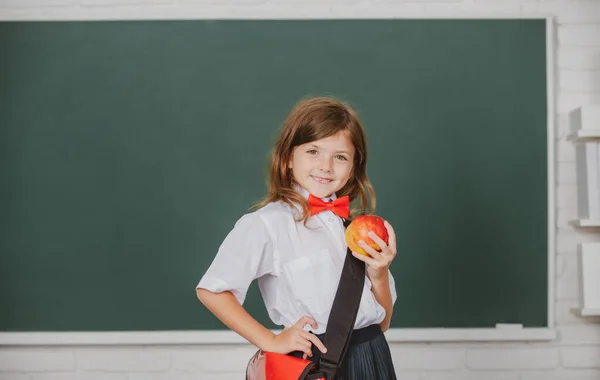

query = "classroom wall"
[[0, 0, 599, 379]]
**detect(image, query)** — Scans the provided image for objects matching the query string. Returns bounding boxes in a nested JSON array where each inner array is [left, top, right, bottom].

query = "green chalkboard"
[[0, 19, 548, 331]]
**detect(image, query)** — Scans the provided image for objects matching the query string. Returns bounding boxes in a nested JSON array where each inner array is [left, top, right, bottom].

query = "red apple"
[[345, 215, 389, 256]]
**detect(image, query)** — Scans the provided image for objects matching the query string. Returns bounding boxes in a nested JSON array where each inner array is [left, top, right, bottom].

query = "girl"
[[196, 97, 398, 379]]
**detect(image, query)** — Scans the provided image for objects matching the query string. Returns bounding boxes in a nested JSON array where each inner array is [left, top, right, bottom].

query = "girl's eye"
[[307, 149, 318, 155], [335, 155, 348, 161]]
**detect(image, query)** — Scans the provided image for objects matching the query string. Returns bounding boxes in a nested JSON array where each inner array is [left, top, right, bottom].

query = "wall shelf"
[[573, 308, 600, 317], [570, 220, 600, 227], [567, 130, 600, 141]]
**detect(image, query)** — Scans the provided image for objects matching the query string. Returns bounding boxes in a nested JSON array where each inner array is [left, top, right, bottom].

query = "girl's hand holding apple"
[[345, 215, 397, 281]]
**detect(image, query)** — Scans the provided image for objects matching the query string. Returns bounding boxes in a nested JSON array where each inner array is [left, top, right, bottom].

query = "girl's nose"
[[319, 157, 333, 172]]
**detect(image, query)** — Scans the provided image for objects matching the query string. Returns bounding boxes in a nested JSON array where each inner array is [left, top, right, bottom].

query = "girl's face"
[[288, 130, 355, 198]]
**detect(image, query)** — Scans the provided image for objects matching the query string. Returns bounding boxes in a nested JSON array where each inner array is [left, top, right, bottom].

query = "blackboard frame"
[[0, 14, 557, 344]]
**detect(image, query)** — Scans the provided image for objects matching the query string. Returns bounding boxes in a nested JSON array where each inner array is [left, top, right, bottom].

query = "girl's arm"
[[351, 220, 398, 333], [369, 273, 393, 332], [196, 288, 275, 350], [197, 288, 328, 357]]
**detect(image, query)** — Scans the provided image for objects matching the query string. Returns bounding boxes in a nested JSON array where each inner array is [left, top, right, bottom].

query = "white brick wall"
[[0, 1, 599, 379]]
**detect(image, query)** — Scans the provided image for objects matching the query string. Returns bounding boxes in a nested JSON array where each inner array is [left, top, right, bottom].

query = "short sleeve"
[[388, 269, 397, 305], [196, 212, 274, 304]]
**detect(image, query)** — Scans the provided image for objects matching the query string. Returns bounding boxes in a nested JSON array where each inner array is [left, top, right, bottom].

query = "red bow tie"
[[308, 194, 350, 219]]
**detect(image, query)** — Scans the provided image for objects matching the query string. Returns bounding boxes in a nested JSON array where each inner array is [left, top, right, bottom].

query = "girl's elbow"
[[196, 287, 213, 305], [380, 321, 390, 333]]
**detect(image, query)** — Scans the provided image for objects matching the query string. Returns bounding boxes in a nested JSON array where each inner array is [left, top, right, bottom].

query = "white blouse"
[[196, 188, 397, 334]]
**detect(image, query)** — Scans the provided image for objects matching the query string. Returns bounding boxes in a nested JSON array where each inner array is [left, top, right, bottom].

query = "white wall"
[[1, 1, 599, 379]]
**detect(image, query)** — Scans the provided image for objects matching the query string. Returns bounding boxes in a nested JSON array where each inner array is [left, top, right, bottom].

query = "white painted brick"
[[181, 0, 263, 4], [0, 0, 75, 7], [556, 252, 566, 277], [421, 370, 519, 380], [77, 348, 170, 371], [390, 371, 419, 380], [80, 0, 172, 6], [465, 348, 559, 370], [562, 345, 600, 368], [339, 2, 428, 13], [556, 162, 576, 185], [559, 25, 600, 47], [555, 299, 587, 325], [560, 70, 600, 93], [31, 374, 128, 380], [556, 114, 569, 140], [558, 92, 600, 115], [0, 349, 75, 372], [128, 374, 244, 380], [557, 138, 575, 163], [560, 324, 600, 344], [556, 274, 579, 301], [556, 253, 580, 300], [270, 0, 361, 4], [389, 346, 465, 370], [172, 345, 257, 372], [425, 1, 522, 13], [557, 208, 577, 229], [521, 369, 600, 380], [557, 185, 577, 209], [376, 0, 458, 3], [558, 48, 600, 70], [0, 375, 31, 380], [537, 1, 600, 24], [557, 252, 578, 279], [557, 230, 600, 253]]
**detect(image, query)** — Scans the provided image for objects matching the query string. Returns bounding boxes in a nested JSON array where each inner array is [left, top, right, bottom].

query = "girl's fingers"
[[297, 344, 312, 358], [303, 332, 327, 354], [366, 232, 394, 258], [296, 336, 313, 358], [295, 315, 317, 330], [384, 221, 397, 255], [352, 251, 379, 267], [367, 231, 388, 251], [358, 240, 382, 260]]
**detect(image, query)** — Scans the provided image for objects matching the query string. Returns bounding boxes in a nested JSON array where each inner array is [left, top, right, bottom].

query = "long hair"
[[255, 96, 376, 223]]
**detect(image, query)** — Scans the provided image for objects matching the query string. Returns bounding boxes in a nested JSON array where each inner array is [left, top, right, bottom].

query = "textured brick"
[[562, 346, 600, 368], [556, 184, 577, 209], [556, 208, 577, 229], [560, 70, 600, 92], [521, 369, 600, 380], [556, 162, 576, 185], [560, 325, 600, 345], [77, 348, 170, 372], [172, 345, 257, 372], [537, 1, 600, 24], [421, 371, 518, 380], [558, 92, 600, 115], [558, 47, 600, 70], [0, 350, 75, 372], [559, 25, 600, 47], [466, 348, 559, 370], [31, 374, 128, 380], [0, 0, 75, 7], [390, 346, 464, 370]]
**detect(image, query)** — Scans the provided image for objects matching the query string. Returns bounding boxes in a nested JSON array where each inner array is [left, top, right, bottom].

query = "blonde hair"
[[255, 96, 376, 224]]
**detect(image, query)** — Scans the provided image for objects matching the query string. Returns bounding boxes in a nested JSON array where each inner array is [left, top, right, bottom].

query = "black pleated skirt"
[[288, 324, 397, 380]]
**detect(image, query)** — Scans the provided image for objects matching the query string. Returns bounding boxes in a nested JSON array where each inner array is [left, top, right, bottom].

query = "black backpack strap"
[[311, 219, 366, 379]]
